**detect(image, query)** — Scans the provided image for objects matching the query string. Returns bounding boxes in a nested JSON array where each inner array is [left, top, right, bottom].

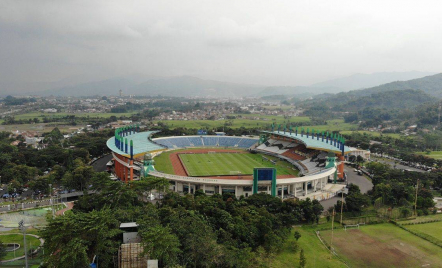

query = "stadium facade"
[[106, 126, 361, 200]]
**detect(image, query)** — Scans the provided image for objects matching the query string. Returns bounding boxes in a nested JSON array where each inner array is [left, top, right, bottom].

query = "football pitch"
[[179, 153, 295, 177]]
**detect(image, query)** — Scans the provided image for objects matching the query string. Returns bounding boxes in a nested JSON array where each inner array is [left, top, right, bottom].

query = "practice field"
[[179, 152, 297, 177], [415, 151, 442, 159], [319, 223, 442, 268]]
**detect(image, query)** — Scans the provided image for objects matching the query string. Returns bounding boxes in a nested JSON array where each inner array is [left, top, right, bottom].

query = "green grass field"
[[407, 221, 442, 241], [415, 151, 442, 159], [340, 130, 402, 139], [272, 225, 345, 268], [179, 152, 298, 177], [319, 223, 442, 267], [398, 213, 442, 224], [12, 112, 134, 120]]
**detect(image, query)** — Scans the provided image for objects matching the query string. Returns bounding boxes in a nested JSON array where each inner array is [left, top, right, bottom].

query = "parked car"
[[2, 193, 9, 199]]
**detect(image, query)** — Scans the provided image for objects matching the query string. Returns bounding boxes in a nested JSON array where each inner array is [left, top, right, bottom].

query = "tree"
[[299, 248, 306, 268], [294, 231, 301, 241], [0, 239, 6, 260], [139, 224, 181, 266], [41, 209, 121, 268]]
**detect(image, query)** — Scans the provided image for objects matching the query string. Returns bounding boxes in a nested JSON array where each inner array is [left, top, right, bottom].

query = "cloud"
[[0, 0, 442, 92]]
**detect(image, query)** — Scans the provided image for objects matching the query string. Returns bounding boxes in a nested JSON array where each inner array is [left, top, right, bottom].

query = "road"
[[371, 157, 425, 173], [91, 154, 113, 172], [320, 165, 373, 210]]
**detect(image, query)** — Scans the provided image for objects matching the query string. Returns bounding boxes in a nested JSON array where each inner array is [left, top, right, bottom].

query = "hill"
[[310, 71, 435, 91], [349, 73, 442, 98], [256, 71, 435, 97], [334, 89, 435, 111]]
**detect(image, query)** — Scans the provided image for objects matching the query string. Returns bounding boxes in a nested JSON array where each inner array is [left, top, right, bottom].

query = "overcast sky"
[[1, 0, 442, 92]]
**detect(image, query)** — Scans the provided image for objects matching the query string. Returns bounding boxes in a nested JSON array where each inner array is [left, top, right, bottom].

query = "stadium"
[[106, 125, 361, 200]]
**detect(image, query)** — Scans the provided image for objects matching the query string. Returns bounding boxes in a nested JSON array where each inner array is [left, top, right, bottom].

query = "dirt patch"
[[321, 229, 428, 268]]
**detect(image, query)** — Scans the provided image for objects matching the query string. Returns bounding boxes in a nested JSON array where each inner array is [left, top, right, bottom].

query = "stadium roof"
[[106, 131, 165, 157], [263, 131, 353, 155]]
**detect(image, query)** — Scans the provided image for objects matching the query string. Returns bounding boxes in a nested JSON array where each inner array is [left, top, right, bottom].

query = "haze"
[[1, 0, 442, 94]]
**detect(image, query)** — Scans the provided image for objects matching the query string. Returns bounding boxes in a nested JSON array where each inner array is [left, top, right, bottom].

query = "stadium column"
[[203, 184, 206, 194], [219, 185, 222, 194], [235, 186, 238, 197], [338, 155, 345, 179], [314, 180, 317, 191], [304, 182, 307, 196], [129, 159, 134, 181], [294, 184, 297, 197], [281, 186, 284, 199]]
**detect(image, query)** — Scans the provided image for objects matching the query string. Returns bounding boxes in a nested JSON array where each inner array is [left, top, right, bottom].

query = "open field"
[[12, 112, 134, 120], [319, 223, 442, 268], [341, 130, 402, 139], [261, 105, 294, 111], [415, 151, 442, 159], [155, 118, 359, 131], [398, 213, 442, 224], [179, 152, 298, 176], [0, 123, 85, 134], [407, 221, 442, 241], [155, 116, 310, 129], [272, 225, 345, 268]]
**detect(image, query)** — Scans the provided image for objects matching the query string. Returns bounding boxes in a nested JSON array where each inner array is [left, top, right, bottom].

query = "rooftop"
[[106, 131, 165, 158], [264, 130, 354, 155]]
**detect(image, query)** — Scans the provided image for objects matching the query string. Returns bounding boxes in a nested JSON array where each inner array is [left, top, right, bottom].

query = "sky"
[[1, 0, 442, 93]]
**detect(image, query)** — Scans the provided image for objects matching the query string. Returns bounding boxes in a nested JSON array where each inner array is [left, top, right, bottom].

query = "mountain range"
[[2, 71, 438, 98]]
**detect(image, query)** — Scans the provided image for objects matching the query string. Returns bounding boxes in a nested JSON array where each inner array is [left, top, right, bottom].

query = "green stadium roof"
[[106, 131, 165, 157], [263, 131, 353, 155]]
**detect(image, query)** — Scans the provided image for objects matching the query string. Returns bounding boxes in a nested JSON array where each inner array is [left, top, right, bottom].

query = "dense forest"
[[42, 175, 323, 267]]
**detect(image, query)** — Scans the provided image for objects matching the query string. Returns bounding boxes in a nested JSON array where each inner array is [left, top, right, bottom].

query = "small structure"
[[118, 222, 146, 268]]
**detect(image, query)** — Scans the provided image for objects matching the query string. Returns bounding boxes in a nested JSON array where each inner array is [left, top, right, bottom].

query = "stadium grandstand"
[[106, 126, 367, 201]]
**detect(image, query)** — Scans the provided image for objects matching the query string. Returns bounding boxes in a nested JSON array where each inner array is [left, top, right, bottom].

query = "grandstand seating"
[[153, 136, 258, 149], [218, 137, 238, 147], [203, 136, 218, 146], [238, 138, 258, 148], [188, 137, 203, 147], [154, 139, 174, 148]]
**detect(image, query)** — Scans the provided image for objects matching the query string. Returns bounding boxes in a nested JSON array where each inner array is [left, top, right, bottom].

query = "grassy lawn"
[[319, 223, 442, 268], [272, 225, 345, 268], [406, 221, 442, 241], [262, 105, 294, 111], [155, 116, 310, 129], [340, 130, 402, 139], [0, 123, 85, 134], [179, 152, 298, 176], [415, 151, 442, 159], [13, 112, 134, 120], [154, 118, 359, 132], [0, 233, 41, 261], [398, 213, 442, 224]]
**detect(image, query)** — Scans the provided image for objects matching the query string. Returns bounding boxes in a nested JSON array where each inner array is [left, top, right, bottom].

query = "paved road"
[[91, 154, 113, 172], [320, 166, 373, 210], [374, 159, 425, 173]]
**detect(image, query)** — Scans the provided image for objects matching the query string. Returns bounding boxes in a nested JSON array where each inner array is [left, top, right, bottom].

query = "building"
[[106, 127, 361, 201]]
